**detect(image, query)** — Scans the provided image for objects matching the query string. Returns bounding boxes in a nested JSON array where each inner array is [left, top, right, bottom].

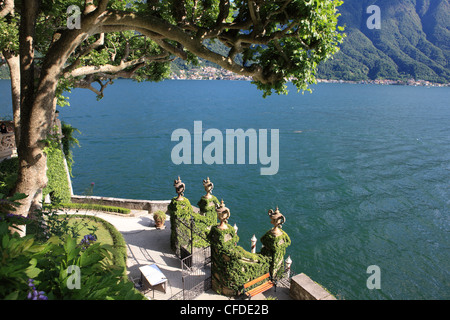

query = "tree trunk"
[[3, 51, 21, 146], [12, 0, 41, 234], [13, 2, 92, 221]]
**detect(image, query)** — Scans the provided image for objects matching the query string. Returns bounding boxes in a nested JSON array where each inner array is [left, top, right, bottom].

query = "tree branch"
[[0, 0, 14, 18], [248, 0, 259, 27], [91, 11, 277, 83], [63, 33, 105, 75], [97, 0, 109, 14], [266, 0, 292, 21], [65, 52, 168, 78], [84, 0, 96, 14], [73, 75, 112, 97], [216, 0, 230, 26]]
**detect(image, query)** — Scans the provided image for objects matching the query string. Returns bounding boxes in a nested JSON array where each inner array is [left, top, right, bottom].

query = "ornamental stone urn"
[[173, 176, 185, 201], [203, 177, 214, 199], [153, 210, 166, 230], [216, 199, 231, 230], [268, 207, 285, 237]]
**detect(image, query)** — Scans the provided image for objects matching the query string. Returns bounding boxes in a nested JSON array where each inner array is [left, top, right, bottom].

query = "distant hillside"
[[317, 0, 450, 83]]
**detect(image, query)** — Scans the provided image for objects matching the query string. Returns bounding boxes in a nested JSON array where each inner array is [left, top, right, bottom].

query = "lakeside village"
[[171, 66, 450, 87]]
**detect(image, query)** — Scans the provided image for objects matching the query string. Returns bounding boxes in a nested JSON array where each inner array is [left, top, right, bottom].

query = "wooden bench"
[[242, 273, 276, 299]]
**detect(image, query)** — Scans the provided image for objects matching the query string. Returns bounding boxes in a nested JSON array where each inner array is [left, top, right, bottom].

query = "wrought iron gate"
[[170, 215, 212, 300], [180, 245, 211, 299]]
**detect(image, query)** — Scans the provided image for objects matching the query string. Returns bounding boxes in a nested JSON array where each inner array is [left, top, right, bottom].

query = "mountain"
[[317, 0, 450, 83]]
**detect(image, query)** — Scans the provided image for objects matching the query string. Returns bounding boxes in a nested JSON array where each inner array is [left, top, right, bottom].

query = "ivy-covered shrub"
[[168, 197, 194, 254], [0, 157, 18, 195], [60, 122, 80, 177], [0, 134, 72, 205], [194, 195, 219, 247], [208, 224, 270, 296], [169, 195, 220, 254], [168, 193, 291, 297], [197, 195, 220, 219], [43, 146, 71, 204], [261, 229, 291, 278]]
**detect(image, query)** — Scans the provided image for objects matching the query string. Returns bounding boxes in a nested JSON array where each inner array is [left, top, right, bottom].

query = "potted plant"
[[153, 210, 166, 229]]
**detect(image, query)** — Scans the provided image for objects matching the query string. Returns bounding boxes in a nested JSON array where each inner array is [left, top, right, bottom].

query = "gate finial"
[[216, 199, 230, 230], [174, 176, 185, 201], [268, 206, 285, 236], [202, 177, 214, 199]]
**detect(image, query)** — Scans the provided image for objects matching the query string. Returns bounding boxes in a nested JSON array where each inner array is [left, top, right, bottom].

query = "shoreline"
[[0, 76, 449, 88], [315, 78, 450, 87], [169, 66, 450, 87], [167, 77, 450, 88]]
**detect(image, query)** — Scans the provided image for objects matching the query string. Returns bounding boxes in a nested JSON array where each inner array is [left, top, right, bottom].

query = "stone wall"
[[0, 122, 17, 161], [290, 273, 336, 300], [71, 195, 171, 213]]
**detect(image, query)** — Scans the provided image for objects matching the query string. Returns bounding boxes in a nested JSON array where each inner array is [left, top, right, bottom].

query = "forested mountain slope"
[[317, 0, 450, 83]]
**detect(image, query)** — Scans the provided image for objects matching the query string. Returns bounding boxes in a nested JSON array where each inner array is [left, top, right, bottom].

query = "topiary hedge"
[[261, 229, 291, 278], [169, 194, 221, 254], [43, 146, 71, 204], [168, 197, 194, 254], [58, 202, 131, 215], [208, 224, 270, 296]]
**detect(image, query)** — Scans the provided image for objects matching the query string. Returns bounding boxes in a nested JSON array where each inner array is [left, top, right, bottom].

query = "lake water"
[[1, 79, 449, 299]]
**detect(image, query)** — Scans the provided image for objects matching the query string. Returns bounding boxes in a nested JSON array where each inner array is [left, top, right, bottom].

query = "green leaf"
[[63, 236, 78, 261], [4, 291, 19, 300], [20, 237, 35, 252], [2, 233, 9, 248], [26, 258, 42, 278], [80, 250, 102, 267]]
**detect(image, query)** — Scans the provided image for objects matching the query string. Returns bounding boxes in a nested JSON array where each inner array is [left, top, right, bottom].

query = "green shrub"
[[61, 122, 80, 177], [208, 224, 270, 295], [0, 143, 72, 204], [43, 147, 71, 204], [57, 203, 131, 215], [0, 157, 19, 195], [153, 210, 166, 221]]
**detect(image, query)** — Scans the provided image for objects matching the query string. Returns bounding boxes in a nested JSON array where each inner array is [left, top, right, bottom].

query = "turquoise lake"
[[1, 79, 449, 299]]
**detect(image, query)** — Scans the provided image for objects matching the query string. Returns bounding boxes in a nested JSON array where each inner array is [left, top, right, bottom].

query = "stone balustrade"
[[0, 130, 17, 161], [71, 195, 171, 213]]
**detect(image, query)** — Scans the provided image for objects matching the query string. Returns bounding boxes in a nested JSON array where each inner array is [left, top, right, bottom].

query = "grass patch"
[[72, 215, 128, 272], [67, 216, 114, 246]]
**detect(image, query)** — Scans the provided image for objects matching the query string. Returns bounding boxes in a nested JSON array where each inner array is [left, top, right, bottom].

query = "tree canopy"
[[0, 0, 344, 220], [2, 0, 344, 99]]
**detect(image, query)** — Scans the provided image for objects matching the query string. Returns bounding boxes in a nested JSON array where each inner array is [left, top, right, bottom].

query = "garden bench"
[[242, 272, 276, 299], [138, 264, 168, 298]]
